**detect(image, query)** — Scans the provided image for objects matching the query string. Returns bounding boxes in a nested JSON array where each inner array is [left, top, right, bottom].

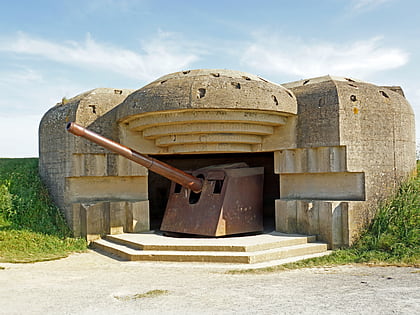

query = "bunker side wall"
[[39, 89, 134, 236], [336, 81, 417, 241], [291, 80, 340, 148], [39, 101, 79, 226]]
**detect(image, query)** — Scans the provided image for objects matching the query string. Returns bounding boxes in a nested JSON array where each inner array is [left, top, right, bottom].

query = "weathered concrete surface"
[[39, 71, 416, 248], [282, 76, 416, 245], [0, 252, 419, 315], [90, 231, 328, 263], [39, 88, 135, 234]]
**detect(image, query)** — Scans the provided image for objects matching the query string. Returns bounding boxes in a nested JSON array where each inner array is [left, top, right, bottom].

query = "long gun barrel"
[[66, 122, 203, 193]]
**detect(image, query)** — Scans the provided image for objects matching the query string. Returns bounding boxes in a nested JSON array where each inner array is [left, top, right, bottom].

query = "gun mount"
[[66, 122, 264, 237]]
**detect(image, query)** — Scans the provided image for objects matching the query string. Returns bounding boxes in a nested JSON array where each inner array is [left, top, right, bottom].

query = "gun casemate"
[[67, 122, 264, 237]]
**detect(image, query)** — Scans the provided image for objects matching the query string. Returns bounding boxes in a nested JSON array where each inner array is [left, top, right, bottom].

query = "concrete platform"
[[92, 231, 328, 264]]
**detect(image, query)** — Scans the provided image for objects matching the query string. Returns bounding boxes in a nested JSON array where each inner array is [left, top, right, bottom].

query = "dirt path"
[[1, 250, 419, 314]]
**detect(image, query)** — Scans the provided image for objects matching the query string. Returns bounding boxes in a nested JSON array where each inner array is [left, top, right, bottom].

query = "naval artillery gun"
[[67, 122, 264, 237]]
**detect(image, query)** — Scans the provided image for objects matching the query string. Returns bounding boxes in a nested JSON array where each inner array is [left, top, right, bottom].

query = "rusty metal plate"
[[160, 164, 264, 237]]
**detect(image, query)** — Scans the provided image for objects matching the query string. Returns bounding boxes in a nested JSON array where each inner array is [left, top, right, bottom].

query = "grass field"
[[0, 158, 86, 263], [0, 158, 418, 266]]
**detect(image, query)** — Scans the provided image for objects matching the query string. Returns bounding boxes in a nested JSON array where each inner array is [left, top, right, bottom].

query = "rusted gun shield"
[[161, 163, 264, 237]]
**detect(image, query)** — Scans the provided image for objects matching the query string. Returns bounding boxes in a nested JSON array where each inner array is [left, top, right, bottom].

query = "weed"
[[114, 290, 169, 301], [0, 158, 87, 263]]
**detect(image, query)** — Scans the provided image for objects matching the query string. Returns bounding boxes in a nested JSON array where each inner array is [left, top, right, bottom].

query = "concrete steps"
[[92, 231, 328, 264]]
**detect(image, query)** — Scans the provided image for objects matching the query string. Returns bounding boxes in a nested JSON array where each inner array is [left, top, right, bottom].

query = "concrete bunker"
[[39, 69, 417, 248]]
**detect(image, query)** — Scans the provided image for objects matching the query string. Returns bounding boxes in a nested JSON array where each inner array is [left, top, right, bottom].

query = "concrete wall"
[[39, 88, 135, 237], [281, 76, 416, 246], [39, 71, 416, 247]]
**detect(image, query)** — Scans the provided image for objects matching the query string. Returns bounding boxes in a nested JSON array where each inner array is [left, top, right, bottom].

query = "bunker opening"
[[66, 122, 278, 238], [148, 152, 278, 235]]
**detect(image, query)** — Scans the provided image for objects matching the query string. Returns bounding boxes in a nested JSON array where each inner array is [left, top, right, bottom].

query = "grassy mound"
[[0, 158, 86, 263]]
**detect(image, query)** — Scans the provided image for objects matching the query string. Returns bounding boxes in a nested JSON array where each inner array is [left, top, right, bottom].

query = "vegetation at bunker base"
[[0, 158, 418, 266], [232, 162, 420, 274], [0, 158, 86, 263]]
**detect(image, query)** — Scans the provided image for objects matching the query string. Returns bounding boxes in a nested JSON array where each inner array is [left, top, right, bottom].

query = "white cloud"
[[0, 31, 203, 157], [0, 114, 41, 158], [240, 34, 409, 79], [351, 0, 392, 11], [0, 67, 87, 115], [0, 31, 199, 81], [0, 67, 89, 157], [0, 68, 44, 85]]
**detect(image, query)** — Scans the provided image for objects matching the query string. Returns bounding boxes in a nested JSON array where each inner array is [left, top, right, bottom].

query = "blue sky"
[[0, 0, 419, 157]]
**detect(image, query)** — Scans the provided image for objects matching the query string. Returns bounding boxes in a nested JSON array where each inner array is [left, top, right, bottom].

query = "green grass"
[[0, 158, 86, 263], [229, 162, 419, 274], [114, 290, 169, 301]]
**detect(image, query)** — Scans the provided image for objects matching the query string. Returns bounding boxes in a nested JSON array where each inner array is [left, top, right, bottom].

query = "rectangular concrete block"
[[318, 202, 333, 248], [116, 155, 148, 176], [336, 201, 349, 248], [307, 148, 319, 172], [296, 200, 310, 234], [316, 147, 328, 172], [126, 200, 150, 233], [71, 154, 107, 176], [317, 201, 349, 249], [109, 202, 127, 234], [79, 202, 110, 242], [329, 146, 347, 172], [275, 199, 297, 233], [72, 154, 84, 177], [275, 150, 302, 174], [65, 176, 148, 203], [86, 154, 107, 176], [274, 146, 347, 174], [280, 172, 365, 201], [71, 203, 82, 237], [276, 199, 350, 248], [296, 201, 320, 236]]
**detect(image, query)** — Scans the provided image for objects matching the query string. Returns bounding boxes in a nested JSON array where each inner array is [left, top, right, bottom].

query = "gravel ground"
[[0, 250, 419, 315]]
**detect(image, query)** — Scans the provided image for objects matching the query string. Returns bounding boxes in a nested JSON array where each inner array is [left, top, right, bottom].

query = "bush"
[[352, 164, 420, 264]]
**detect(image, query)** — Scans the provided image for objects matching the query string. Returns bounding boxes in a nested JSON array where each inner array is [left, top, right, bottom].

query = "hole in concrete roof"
[[88, 105, 97, 114], [348, 84, 358, 89], [160, 80, 167, 84], [345, 78, 356, 83], [183, 70, 190, 74], [197, 88, 206, 98], [210, 73, 220, 77], [286, 90, 294, 98], [272, 95, 279, 106], [303, 80, 310, 85], [350, 95, 357, 102], [114, 89, 123, 95], [231, 82, 241, 89], [258, 77, 269, 83], [379, 90, 389, 98], [242, 76, 251, 81]]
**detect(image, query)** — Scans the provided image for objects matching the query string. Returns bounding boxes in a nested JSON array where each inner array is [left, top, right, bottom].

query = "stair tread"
[[94, 238, 327, 257], [105, 231, 317, 252]]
